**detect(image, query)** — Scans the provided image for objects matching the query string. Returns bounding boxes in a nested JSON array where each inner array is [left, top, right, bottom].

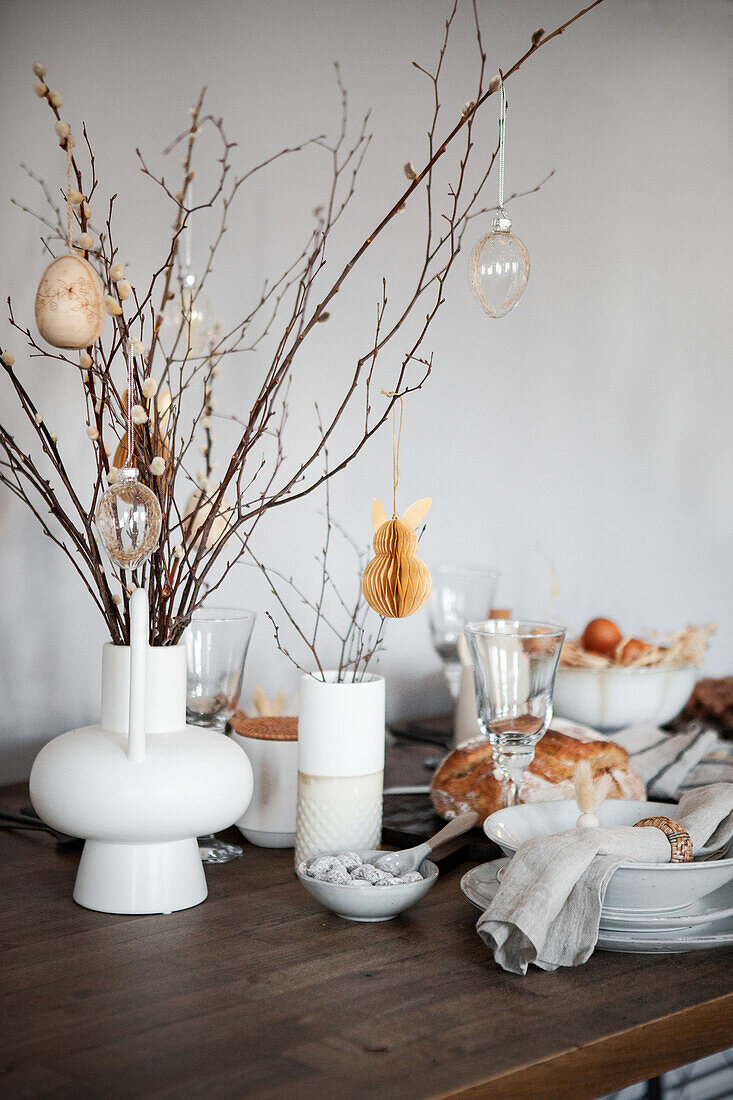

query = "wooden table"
[[1, 738, 731, 1100]]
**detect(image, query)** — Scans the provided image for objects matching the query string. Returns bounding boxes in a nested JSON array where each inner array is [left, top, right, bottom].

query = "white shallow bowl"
[[296, 849, 438, 922], [484, 800, 733, 912], [554, 664, 699, 732]]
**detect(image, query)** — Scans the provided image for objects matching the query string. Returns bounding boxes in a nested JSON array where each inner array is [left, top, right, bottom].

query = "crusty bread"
[[430, 718, 645, 820]]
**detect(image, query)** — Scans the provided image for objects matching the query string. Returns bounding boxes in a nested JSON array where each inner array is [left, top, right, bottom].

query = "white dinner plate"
[[460, 859, 506, 911], [599, 879, 733, 932], [597, 919, 733, 953], [460, 861, 733, 953]]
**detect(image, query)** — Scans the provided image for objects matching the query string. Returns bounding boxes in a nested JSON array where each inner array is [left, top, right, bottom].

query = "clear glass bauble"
[[469, 217, 530, 319], [158, 270, 216, 359], [96, 468, 162, 570]]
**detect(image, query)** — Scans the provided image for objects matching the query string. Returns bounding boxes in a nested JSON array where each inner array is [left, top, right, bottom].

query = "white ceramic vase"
[[232, 718, 298, 848], [30, 592, 253, 914], [294, 673, 385, 865]]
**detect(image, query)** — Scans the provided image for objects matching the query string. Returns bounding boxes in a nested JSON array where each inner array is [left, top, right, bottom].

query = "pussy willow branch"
[[0, 0, 605, 646], [168, 0, 593, 590], [162, 0, 567, 638]]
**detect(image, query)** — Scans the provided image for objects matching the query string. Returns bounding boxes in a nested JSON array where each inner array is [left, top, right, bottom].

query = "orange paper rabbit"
[[361, 498, 432, 618]]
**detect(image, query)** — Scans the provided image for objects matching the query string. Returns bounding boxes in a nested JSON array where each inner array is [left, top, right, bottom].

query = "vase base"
[[73, 838, 208, 914], [197, 835, 243, 863], [237, 826, 295, 849]]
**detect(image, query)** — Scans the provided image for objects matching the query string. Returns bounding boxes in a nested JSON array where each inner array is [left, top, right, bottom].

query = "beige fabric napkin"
[[613, 722, 723, 800], [477, 783, 733, 974]]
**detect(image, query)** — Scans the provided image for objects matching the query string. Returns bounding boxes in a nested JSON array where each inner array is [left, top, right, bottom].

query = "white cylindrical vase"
[[231, 716, 298, 848], [294, 673, 385, 865]]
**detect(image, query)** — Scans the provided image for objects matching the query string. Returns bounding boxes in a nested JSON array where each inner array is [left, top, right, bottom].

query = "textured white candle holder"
[[294, 673, 385, 865], [30, 590, 253, 914]]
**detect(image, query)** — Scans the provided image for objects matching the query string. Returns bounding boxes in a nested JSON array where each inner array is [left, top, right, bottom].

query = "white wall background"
[[1, 0, 731, 782]]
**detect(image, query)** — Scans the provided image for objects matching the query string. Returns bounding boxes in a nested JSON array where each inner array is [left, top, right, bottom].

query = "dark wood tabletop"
[[1, 737, 731, 1100]]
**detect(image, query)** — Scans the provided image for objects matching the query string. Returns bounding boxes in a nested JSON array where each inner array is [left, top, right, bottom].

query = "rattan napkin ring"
[[633, 816, 694, 863]]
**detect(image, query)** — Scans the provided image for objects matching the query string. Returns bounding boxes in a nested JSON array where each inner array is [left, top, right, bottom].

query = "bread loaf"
[[430, 718, 645, 820]]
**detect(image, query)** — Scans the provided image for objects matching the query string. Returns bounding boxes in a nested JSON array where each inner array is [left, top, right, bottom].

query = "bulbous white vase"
[[30, 602, 253, 915]]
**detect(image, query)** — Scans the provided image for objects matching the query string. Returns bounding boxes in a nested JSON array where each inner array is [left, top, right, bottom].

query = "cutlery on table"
[[0, 807, 79, 845]]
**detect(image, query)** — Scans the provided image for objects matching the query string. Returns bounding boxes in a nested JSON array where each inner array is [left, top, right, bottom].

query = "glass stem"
[[503, 774, 518, 807], [493, 744, 536, 808], [443, 662, 463, 701]]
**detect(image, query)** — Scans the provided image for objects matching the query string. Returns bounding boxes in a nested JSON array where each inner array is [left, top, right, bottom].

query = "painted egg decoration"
[[361, 497, 432, 618], [35, 253, 106, 349]]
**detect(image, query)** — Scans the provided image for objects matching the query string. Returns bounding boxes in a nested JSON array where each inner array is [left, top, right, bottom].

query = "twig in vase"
[[0, 1, 606, 645], [247, 424, 387, 683]]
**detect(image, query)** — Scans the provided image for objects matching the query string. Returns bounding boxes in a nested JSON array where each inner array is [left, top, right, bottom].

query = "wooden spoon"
[[375, 811, 479, 876]]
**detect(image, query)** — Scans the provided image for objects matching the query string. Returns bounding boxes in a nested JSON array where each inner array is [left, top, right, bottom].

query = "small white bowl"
[[554, 664, 699, 732], [484, 800, 733, 913], [295, 849, 438, 922]]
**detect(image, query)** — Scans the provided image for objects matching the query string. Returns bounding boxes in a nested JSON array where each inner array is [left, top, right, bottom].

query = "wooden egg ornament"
[[183, 487, 232, 551], [35, 253, 106, 349], [361, 497, 432, 618]]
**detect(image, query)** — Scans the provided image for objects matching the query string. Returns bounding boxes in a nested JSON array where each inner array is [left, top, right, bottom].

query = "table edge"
[[436, 990, 733, 1100]]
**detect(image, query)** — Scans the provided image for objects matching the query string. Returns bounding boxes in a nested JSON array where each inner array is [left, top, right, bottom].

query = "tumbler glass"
[[185, 607, 256, 863], [464, 620, 565, 807]]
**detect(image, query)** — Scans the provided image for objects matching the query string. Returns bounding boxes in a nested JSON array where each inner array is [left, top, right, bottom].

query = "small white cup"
[[230, 717, 298, 848]]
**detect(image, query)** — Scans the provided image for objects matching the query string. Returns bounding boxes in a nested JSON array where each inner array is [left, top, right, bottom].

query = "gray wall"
[[1, 0, 731, 781]]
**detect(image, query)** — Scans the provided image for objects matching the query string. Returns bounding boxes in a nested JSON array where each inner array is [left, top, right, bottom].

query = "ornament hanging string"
[[497, 75, 506, 214], [125, 339, 134, 467], [65, 129, 74, 252], [381, 389, 404, 517]]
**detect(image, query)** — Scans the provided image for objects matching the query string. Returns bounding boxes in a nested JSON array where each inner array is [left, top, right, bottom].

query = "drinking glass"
[[464, 620, 566, 807], [427, 567, 499, 699], [185, 607, 256, 863]]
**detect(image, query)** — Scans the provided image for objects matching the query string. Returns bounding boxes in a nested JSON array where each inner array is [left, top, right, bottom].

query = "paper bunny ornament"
[[361, 497, 432, 618]]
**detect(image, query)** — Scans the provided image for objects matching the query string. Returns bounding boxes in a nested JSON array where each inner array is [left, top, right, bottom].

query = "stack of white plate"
[[460, 800, 733, 953]]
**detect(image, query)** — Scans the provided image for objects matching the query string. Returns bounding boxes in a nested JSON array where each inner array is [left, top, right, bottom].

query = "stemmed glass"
[[185, 607, 256, 863], [427, 567, 499, 700], [464, 620, 566, 807]]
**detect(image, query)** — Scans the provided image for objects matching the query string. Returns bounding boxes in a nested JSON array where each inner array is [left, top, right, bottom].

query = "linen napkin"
[[615, 721, 725, 800], [476, 783, 733, 975]]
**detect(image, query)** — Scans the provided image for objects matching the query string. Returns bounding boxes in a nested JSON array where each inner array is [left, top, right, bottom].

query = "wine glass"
[[185, 607, 256, 863], [464, 620, 566, 807], [427, 567, 499, 700]]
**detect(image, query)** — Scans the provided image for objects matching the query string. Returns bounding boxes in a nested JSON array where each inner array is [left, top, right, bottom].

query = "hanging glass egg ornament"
[[96, 468, 162, 570], [35, 253, 106, 349], [469, 210, 530, 319], [158, 270, 215, 360]]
